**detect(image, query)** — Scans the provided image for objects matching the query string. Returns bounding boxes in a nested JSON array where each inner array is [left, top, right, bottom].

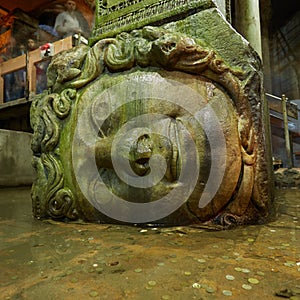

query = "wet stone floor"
[[0, 187, 299, 300]]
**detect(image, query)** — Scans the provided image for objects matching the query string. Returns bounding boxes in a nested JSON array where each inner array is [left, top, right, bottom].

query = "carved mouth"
[[131, 156, 150, 176], [135, 157, 150, 167]]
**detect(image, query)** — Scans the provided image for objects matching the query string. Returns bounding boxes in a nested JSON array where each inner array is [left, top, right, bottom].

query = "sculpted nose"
[[135, 134, 153, 158]]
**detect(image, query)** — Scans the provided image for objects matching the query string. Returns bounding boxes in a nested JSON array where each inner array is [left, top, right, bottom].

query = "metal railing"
[[266, 92, 299, 169]]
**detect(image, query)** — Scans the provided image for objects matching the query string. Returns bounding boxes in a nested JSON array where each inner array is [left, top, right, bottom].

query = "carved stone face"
[[71, 70, 242, 224], [31, 18, 272, 227]]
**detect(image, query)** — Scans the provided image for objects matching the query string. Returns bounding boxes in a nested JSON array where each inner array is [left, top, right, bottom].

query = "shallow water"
[[0, 187, 299, 299]]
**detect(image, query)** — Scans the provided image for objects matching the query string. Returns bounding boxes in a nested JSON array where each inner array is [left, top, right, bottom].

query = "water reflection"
[[0, 187, 299, 299]]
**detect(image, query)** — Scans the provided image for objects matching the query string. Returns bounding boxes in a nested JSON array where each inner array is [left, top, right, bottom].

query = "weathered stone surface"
[[71, 70, 242, 225], [0, 129, 35, 187], [30, 7, 273, 227], [275, 168, 300, 189], [91, 0, 215, 42]]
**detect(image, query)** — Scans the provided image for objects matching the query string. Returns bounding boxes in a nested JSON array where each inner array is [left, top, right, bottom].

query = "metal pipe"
[[265, 92, 281, 100], [281, 94, 293, 168]]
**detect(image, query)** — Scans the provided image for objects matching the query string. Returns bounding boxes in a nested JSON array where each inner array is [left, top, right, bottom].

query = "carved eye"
[[162, 42, 176, 52]]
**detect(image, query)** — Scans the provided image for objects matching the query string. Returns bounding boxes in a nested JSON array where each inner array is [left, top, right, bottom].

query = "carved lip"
[[130, 152, 151, 176]]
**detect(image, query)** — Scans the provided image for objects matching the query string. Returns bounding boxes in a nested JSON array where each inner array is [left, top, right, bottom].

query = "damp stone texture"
[[30, 0, 274, 227]]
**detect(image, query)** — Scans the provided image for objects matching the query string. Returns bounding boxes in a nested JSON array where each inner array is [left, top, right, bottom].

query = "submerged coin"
[[226, 275, 235, 281], [148, 281, 157, 286], [256, 271, 265, 276], [89, 291, 99, 297], [222, 290, 232, 296], [206, 286, 216, 293], [242, 284, 252, 290], [248, 278, 259, 284], [241, 268, 250, 273], [134, 268, 142, 273], [284, 261, 295, 267]]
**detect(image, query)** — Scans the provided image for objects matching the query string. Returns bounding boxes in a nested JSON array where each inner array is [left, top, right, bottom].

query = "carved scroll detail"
[[30, 89, 78, 220]]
